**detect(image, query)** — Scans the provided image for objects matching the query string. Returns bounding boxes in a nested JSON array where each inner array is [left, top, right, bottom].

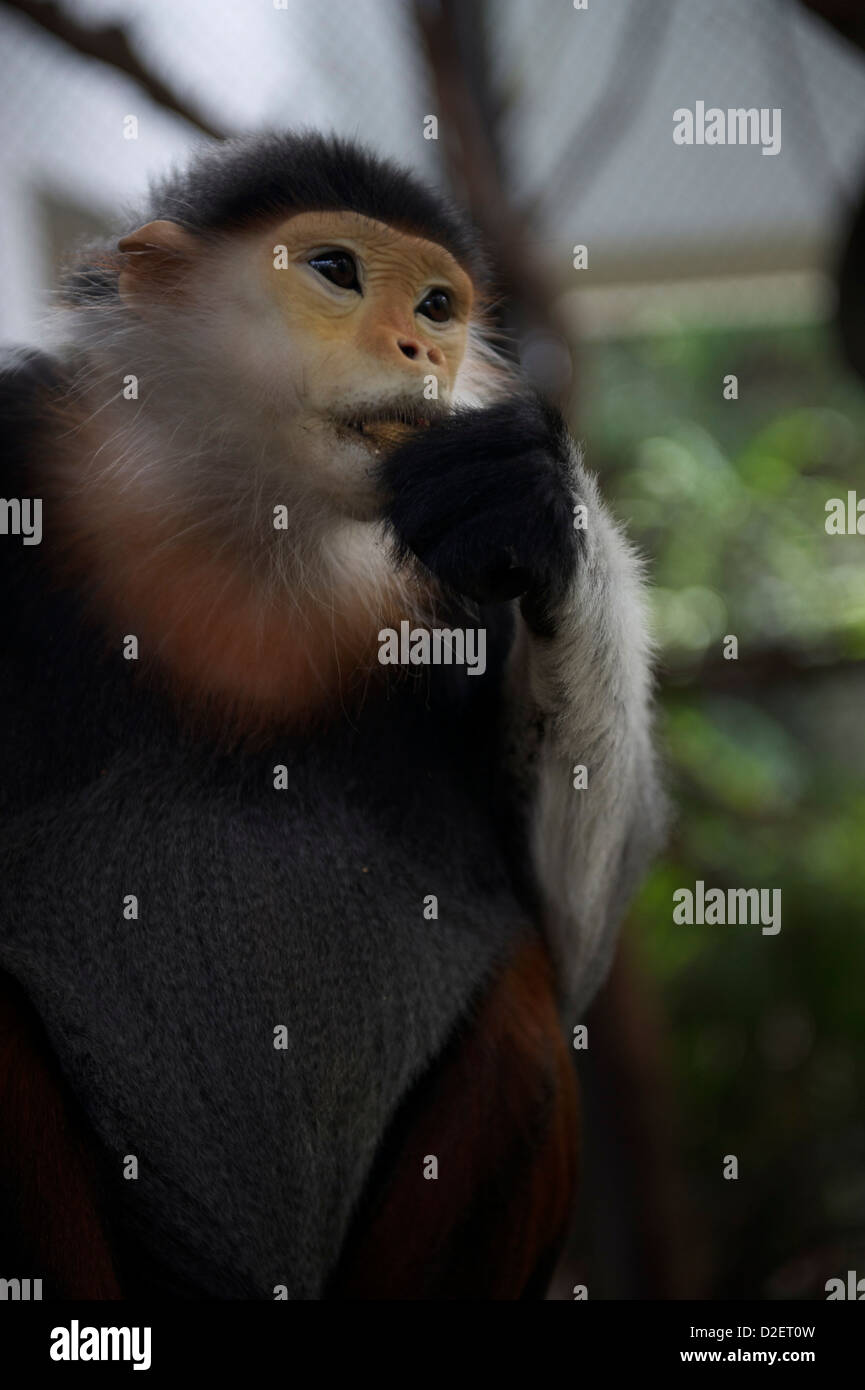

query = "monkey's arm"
[[381, 396, 665, 1014], [506, 438, 663, 1015], [0, 353, 123, 1297]]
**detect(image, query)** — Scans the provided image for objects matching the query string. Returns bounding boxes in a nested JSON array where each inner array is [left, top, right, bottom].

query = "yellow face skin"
[[263, 210, 473, 413]]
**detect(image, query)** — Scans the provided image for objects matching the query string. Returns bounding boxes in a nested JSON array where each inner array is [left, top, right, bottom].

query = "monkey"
[[0, 132, 664, 1300]]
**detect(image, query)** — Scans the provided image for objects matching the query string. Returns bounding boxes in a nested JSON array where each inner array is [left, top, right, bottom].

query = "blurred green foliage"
[[582, 324, 865, 1298]]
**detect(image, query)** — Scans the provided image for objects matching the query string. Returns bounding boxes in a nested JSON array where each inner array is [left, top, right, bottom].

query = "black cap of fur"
[[64, 131, 489, 304], [156, 131, 487, 280]]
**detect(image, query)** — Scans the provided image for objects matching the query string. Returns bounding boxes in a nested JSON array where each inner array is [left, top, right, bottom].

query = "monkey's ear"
[[117, 220, 201, 307]]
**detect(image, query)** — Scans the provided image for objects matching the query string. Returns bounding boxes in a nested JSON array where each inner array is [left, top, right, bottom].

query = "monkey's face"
[[246, 211, 471, 512], [262, 211, 471, 411], [117, 210, 476, 522]]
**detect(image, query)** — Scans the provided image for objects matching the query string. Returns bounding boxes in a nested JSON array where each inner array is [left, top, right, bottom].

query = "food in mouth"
[[337, 413, 434, 453]]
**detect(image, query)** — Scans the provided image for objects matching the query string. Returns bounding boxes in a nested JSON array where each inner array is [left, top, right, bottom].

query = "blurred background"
[[2, 0, 864, 1300]]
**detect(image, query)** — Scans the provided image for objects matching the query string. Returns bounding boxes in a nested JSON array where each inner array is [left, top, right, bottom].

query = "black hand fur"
[[379, 396, 581, 631]]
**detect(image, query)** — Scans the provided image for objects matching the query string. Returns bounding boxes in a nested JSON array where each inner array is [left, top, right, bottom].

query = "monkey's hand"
[[379, 396, 580, 631]]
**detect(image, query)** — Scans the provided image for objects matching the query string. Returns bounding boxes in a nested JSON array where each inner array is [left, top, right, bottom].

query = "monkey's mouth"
[[333, 406, 437, 453]]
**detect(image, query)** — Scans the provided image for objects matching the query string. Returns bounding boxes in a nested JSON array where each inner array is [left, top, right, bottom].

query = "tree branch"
[[4, 0, 226, 138], [663, 645, 862, 694], [413, 0, 578, 411]]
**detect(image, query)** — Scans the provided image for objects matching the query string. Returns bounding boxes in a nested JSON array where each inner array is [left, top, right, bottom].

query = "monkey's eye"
[[417, 289, 452, 323], [308, 250, 361, 292]]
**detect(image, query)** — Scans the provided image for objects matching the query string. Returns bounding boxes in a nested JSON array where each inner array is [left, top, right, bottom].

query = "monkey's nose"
[[397, 337, 444, 367]]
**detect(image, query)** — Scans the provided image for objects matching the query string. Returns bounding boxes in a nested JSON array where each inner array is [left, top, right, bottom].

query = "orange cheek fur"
[[40, 404, 415, 739], [89, 522, 395, 727]]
